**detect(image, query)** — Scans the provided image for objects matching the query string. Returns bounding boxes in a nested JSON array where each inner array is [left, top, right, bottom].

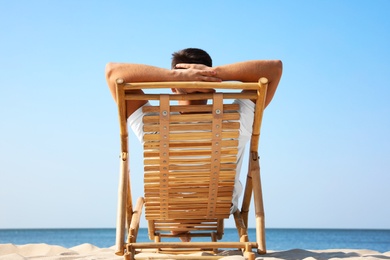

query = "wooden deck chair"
[[114, 78, 269, 260]]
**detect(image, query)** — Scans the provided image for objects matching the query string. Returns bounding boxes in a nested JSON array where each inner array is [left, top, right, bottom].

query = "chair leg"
[[233, 210, 247, 239], [216, 219, 224, 240], [124, 252, 132, 260], [211, 232, 217, 242], [243, 242, 255, 260], [250, 152, 266, 254], [128, 197, 144, 243], [116, 154, 132, 256], [244, 252, 256, 260], [124, 246, 135, 260], [211, 232, 219, 253]]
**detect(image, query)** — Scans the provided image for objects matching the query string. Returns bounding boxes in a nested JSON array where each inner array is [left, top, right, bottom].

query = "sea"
[[1, 228, 389, 253]]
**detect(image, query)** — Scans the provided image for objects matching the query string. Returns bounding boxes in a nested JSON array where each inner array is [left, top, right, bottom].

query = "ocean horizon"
[[1, 228, 389, 253]]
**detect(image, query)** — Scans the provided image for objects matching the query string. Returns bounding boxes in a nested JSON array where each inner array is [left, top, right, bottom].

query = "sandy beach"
[[1, 243, 389, 260]]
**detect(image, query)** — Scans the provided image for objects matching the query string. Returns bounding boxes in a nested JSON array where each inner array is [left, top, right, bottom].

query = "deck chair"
[[114, 78, 269, 260]]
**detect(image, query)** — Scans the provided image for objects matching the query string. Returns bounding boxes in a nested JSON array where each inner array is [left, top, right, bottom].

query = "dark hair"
[[171, 48, 212, 69]]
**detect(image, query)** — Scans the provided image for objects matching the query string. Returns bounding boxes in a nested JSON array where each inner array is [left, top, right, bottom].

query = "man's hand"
[[175, 63, 213, 71], [174, 63, 221, 83], [173, 63, 220, 94]]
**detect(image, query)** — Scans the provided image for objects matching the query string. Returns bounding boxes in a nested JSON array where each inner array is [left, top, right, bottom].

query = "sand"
[[0, 244, 390, 260], [1, 243, 390, 260]]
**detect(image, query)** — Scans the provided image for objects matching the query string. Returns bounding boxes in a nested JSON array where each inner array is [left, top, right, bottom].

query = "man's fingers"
[[176, 63, 215, 74], [176, 63, 204, 69], [175, 64, 220, 82], [201, 76, 221, 82], [202, 70, 217, 76]]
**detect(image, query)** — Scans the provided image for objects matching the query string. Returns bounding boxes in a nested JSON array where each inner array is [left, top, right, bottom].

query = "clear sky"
[[1, 1, 389, 230]]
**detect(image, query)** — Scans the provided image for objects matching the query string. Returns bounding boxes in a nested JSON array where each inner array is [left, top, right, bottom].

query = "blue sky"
[[1, 1, 389, 230]]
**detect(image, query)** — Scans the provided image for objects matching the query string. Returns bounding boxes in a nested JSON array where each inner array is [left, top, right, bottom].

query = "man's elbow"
[[106, 62, 124, 87], [273, 60, 283, 76], [268, 60, 283, 83], [105, 62, 119, 102], [105, 62, 116, 83]]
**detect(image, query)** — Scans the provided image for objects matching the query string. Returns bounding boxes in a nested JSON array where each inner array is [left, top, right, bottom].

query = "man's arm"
[[216, 60, 282, 108], [105, 62, 221, 116], [176, 60, 283, 108]]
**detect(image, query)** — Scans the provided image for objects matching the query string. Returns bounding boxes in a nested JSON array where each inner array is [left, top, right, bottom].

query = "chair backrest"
[[142, 93, 240, 220], [115, 79, 268, 229]]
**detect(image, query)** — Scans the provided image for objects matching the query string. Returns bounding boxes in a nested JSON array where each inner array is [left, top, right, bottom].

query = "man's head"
[[171, 48, 212, 69], [170, 48, 215, 106]]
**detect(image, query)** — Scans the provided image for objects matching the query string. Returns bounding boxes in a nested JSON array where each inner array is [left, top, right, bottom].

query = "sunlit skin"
[[105, 60, 282, 117]]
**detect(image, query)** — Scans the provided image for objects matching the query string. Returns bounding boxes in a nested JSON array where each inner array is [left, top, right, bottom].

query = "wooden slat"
[[145, 205, 229, 209], [144, 147, 238, 156], [146, 210, 229, 216], [144, 170, 236, 177], [123, 81, 260, 90], [143, 122, 240, 132], [144, 176, 234, 182], [143, 139, 238, 149], [146, 169, 235, 173], [144, 181, 235, 188], [155, 224, 219, 228], [144, 157, 237, 165], [144, 176, 235, 181], [146, 214, 229, 220], [144, 179, 235, 184], [143, 112, 239, 123], [144, 165, 237, 172], [145, 188, 234, 194], [144, 185, 234, 190], [154, 224, 220, 228], [144, 168, 236, 174], [144, 186, 234, 193], [167, 181, 235, 185], [144, 151, 238, 156], [154, 219, 220, 224], [144, 193, 234, 199], [155, 226, 221, 230], [145, 206, 231, 211], [144, 167, 236, 173], [147, 200, 232, 206], [144, 186, 234, 192], [143, 145, 238, 153], [144, 171, 236, 175], [145, 197, 232, 203], [144, 178, 235, 184], [145, 206, 230, 212], [143, 104, 240, 113], [153, 210, 231, 216], [125, 241, 257, 249], [153, 226, 221, 232], [143, 131, 239, 142], [159, 186, 234, 192], [126, 92, 258, 101], [168, 198, 232, 204], [148, 207, 231, 212]]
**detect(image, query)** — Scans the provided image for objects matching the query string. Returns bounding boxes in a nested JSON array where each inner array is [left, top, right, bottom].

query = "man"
[[105, 48, 282, 233]]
